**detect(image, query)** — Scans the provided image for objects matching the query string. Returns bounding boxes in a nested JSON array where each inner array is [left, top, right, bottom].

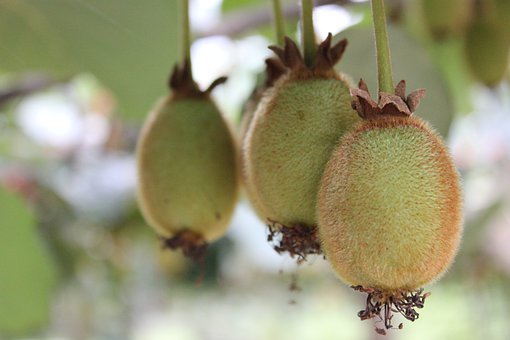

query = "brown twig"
[[0, 74, 67, 108]]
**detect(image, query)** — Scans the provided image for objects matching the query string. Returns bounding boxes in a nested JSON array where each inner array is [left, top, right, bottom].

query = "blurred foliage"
[[0, 185, 56, 337], [0, 0, 180, 121], [222, 0, 262, 12]]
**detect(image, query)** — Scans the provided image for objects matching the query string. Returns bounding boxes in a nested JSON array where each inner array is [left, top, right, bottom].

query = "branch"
[[0, 74, 67, 109]]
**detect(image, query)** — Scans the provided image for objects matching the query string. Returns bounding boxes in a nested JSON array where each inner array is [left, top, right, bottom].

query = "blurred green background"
[[1, 0, 510, 339]]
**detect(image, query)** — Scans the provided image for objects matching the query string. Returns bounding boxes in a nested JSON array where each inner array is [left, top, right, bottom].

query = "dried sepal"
[[161, 229, 208, 262], [268, 33, 348, 79], [314, 33, 348, 74], [264, 57, 287, 88], [350, 79, 426, 119], [169, 59, 227, 99], [269, 37, 304, 70]]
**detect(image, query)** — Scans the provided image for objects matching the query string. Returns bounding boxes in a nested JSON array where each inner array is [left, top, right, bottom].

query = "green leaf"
[[0, 185, 57, 336], [336, 25, 455, 137], [0, 0, 180, 121]]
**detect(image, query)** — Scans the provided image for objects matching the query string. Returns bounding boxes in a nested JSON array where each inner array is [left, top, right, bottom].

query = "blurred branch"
[[196, 0, 366, 38], [0, 74, 68, 109]]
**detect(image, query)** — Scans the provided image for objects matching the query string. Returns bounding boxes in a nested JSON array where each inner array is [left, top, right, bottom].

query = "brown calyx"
[[267, 220, 322, 263], [351, 79, 426, 120], [352, 285, 431, 335], [268, 33, 348, 80], [264, 57, 287, 88], [168, 58, 227, 100], [161, 229, 208, 262]]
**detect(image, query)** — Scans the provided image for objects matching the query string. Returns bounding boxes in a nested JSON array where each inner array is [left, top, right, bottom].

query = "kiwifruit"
[[137, 60, 239, 261], [464, 12, 510, 86], [239, 57, 287, 139], [242, 34, 359, 259], [317, 80, 462, 332], [494, 0, 510, 38], [422, 0, 473, 40], [239, 57, 287, 219]]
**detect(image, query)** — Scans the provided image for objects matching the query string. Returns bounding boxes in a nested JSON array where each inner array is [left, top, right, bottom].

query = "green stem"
[[301, 0, 316, 67], [180, 0, 192, 72], [272, 0, 285, 46], [371, 0, 394, 94]]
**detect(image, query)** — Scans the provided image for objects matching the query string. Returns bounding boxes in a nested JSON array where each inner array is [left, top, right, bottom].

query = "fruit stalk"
[[272, 0, 285, 46], [301, 0, 316, 67], [180, 0, 192, 74], [370, 0, 394, 94]]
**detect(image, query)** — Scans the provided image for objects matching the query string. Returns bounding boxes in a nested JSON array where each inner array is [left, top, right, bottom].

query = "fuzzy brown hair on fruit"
[[137, 60, 239, 261], [317, 79, 463, 331], [239, 57, 287, 220], [242, 34, 360, 260]]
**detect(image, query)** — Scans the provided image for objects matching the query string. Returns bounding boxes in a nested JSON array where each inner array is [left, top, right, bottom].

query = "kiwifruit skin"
[[465, 19, 510, 86], [244, 73, 359, 226], [318, 117, 462, 291], [239, 92, 269, 219], [137, 96, 238, 242], [422, 0, 472, 39]]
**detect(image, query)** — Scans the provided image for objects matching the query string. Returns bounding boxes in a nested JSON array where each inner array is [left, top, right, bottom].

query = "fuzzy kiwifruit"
[[243, 34, 359, 258], [422, 0, 473, 40], [239, 57, 287, 220], [317, 80, 463, 332], [137, 61, 239, 260]]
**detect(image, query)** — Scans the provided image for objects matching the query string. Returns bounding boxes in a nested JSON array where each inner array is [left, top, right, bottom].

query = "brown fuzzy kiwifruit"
[[242, 34, 359, 260], [317, 79, 463, 333]]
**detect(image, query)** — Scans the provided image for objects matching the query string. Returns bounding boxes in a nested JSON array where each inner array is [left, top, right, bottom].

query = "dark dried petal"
[[264, 57, 287, 87], [168, 59, 203, 98], [205, 76, 228, 94], [358, 78, 370, 94], [329, 38, 348, 65], [406, 88, 426, 113], [351, 78, 426, 119], [162, 229, 208, 262], [314, 33, 333, 71], [283, 36, 304, 68], [394, 79, 406, 100], [379, 93, 412, 116], [351, 87, 380, 119], [268, 45, 286, 62]]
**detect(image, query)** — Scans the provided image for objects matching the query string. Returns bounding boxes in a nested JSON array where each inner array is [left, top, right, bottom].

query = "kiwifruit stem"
[[370, 0, 394, 94], [180, 0, 192, 77], [301, 0, 316, 68], [272, 0, 285, 46]]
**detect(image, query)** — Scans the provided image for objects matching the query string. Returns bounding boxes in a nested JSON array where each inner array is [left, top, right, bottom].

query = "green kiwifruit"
[[137, 61, 239, 260], [239, 57, 287, 219], [242, 34, 359, 257], [422, 0, 473, 40], [317, 80, 463, 331], [464, 17, 510, 86]]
